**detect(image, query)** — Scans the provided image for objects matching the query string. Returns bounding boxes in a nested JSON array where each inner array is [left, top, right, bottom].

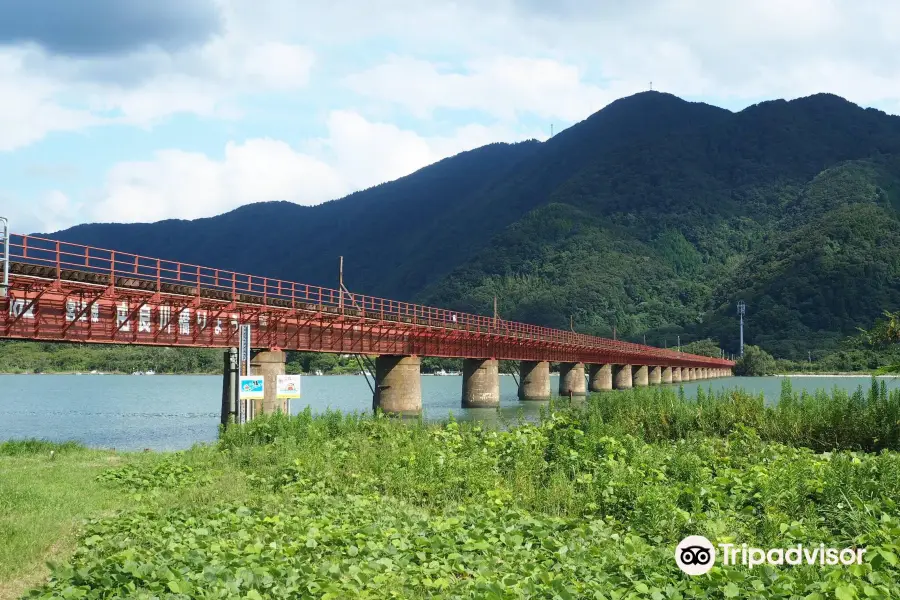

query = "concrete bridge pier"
[[519, 360, 551, 401], [613, 364, 633, 389], [672, 367, 682, 383], [374, 355, 422, 415], [588, 364, 613, 392], [462, 358, 500, 408], [251, 350, 287, 415], [559, 362, 586, 397], [633, 365, 649, 387], [661, 366, 673, 384], [649, 366, 662, 385]]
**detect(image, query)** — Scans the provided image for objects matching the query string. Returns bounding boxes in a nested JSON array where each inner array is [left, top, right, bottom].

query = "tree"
[[680, 339, 722, 358], [734, 345, 776, 376]]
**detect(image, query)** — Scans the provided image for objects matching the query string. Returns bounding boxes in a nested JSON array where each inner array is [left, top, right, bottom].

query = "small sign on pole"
[[239, 376, 264, 423], [276, 374, 301, 398], [277, 374, 301, 415], [239, 376, 265, 400]]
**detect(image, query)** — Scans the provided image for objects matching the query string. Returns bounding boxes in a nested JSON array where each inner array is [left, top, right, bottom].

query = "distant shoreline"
[[774, 373, 895, 378]]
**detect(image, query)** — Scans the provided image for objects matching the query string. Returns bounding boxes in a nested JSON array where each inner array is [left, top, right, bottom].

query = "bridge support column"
[[633, 365, 649, 387], [661, 366, 673, 384], [701, 368, 708, 379], [250, 350, 287, 415], [588, 364, 613, 392], [462, 358, 500, 408], [559, 362, 586, 397], [672, 367, 682, 383], [613, 364, 632, 389], [688, 368, 696, 381], [649, 366, 662, 385], [374, 355, 422, 415], [518, 360, 551, 401]]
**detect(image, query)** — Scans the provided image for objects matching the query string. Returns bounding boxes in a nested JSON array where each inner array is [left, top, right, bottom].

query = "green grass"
[[7, 383, 900, 598], [0, 442, 251, 600], [0, 443, 124, 599]]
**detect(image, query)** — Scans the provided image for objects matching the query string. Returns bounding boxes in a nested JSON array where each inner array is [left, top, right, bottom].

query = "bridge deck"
[[1, 234, 733, 369]]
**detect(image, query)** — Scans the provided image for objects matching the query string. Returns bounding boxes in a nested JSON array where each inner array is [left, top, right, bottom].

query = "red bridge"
[[1, 231, 733, 416]]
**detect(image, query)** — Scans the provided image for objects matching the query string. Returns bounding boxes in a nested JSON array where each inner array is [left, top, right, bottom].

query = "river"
[[1, 374, 897, 451]]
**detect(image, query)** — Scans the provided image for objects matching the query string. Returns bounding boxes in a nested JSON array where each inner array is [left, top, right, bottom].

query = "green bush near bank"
[[7, 383, 900, 598]]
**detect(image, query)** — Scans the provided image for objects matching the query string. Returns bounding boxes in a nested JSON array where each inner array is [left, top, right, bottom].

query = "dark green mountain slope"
[[44, 92, 900, 359], [700, 158, 900, 357], [47, 141, 540, 298]]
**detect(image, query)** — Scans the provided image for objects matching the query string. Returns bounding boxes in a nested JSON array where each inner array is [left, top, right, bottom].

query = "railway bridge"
[[0, 229, 734, 418]]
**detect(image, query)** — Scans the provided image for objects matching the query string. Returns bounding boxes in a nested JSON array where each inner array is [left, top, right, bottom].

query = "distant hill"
[[45, 92, 900, 359], [48, 140, 541, 299]]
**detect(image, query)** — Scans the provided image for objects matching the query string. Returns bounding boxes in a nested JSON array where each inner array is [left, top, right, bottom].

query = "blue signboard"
[[239, 376, 265, 400]]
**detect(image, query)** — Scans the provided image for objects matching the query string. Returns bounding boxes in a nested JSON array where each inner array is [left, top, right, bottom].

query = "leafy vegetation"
[[0, 341, 222, 374], [0, 342, 464, 375], [679, 339, 724, 358], [734, 345, 777, 376], [9, 383, 900, 598]]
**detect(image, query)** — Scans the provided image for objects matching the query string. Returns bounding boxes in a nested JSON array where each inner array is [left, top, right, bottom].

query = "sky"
[[2, 0, 900, 234]]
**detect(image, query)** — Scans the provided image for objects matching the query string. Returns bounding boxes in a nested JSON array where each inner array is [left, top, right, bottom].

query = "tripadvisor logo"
[[676, 536, 716, 575], [675, 536, 867, 575]]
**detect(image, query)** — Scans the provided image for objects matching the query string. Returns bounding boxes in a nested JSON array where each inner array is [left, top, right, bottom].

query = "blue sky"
[[2, 0, 900, 234]]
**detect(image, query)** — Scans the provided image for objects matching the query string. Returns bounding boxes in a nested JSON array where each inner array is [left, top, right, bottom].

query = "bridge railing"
[[7, 233, 732, 367]]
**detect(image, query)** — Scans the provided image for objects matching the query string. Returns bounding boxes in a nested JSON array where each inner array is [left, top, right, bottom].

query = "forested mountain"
[[42, 92, 900, 359]]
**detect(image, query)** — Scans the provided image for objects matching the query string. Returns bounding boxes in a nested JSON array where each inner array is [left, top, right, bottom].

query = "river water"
[[1, 374, 897, 451]]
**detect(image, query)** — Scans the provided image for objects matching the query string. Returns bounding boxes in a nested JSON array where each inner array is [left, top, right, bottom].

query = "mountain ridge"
[[43, 91, 900, 360]]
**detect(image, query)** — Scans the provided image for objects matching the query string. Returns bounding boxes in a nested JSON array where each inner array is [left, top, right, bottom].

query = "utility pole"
[[338, 256, 344, 314], [677, 335, 681, 352], [570, 315, 574, 332], [737, 300, 746, 358], [643, 333, 646, 345]]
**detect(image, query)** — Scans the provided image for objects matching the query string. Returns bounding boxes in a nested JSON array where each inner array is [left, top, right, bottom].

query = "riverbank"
[[774, 371, 893, 377], [4, 385, 900, 598]]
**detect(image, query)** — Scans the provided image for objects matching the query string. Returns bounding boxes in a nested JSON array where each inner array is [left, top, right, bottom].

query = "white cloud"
[[345, 56, 615, 121], [0, 50, 100, 151], [0, 4, 315, 149], [5, 0, 900, 232], [30, 112, 538, 229]]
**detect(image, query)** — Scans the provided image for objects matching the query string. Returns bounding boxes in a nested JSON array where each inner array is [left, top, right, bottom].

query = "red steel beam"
[[1, 233, 735, 369]]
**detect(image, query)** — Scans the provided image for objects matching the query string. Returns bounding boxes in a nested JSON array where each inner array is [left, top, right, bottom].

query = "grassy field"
[[3, 382, 900, 598]]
